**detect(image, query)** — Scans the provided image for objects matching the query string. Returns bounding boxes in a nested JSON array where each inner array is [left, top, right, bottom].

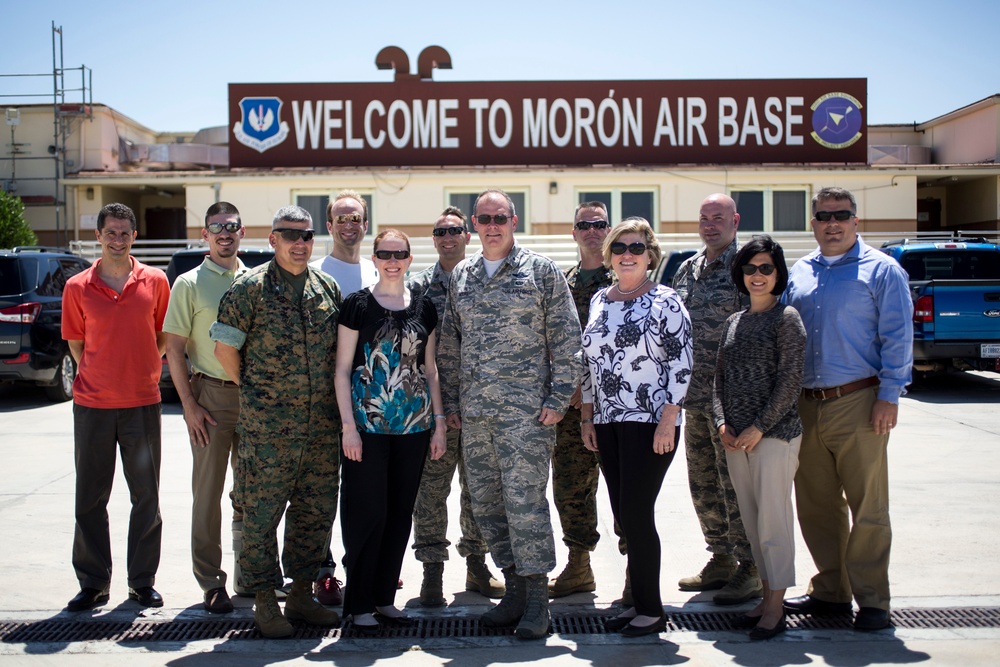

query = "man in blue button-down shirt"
[[782, 187, 912, 632]]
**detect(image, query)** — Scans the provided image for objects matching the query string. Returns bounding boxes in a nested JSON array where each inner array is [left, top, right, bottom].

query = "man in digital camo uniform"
[[672, 193, 761, 605], [211, 206, 342, 638], [549, 201, 628, 602], [408, 206, 504, 606], [438, 188, 582, 640]]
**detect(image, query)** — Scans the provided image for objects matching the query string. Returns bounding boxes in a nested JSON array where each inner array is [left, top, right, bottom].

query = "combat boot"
[[712, 561, 763, 606], [466, 554, 505, 598], [515, 575, 552, 639], [548, 549, 596, 597], [254, 589, 293, 638], [677, 553, 737, 591], [420, 562, 446, 607], [621, 567, 634, 607], [480, 566, 526, 627], [284, 580, 341, 626]]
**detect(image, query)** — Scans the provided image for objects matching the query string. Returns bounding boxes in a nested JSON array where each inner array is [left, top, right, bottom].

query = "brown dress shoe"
[[204, 587, 234, 613]]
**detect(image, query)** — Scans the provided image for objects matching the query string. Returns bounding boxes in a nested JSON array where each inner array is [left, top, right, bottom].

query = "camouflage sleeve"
[[437, 271, 462, 415], [541, 263, 583, 414], [209, 278, 254, 350]]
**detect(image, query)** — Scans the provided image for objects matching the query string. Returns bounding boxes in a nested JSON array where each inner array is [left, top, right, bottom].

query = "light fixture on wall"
[[549, 181, 558, 195], [156, 189, 174, 199], [85, 187, 94, 200]]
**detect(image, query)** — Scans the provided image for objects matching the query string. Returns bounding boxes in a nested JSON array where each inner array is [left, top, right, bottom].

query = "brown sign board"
[[228, 78, 867, 168]]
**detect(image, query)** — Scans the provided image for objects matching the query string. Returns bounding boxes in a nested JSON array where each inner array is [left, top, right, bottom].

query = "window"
[[577, 189, 657, 228], [295, 192, 374, 236], [448, 191, 527, 233], [731, 188, 808, 232]]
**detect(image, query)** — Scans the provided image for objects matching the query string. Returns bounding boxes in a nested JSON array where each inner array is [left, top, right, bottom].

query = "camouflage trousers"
[[554, 405, 627, 554], [462, 411, 556, 576], [237, 433, 340, 590], [412, 428, 489, 562], [684, 409, 753, 562]]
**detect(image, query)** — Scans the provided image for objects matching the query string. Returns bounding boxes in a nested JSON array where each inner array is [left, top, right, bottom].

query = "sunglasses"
[[814, 210, 855, 222], [273, 228, 315, 242], [575, 220, 610, 231], [206, 221, 242, 234], [432, 227, 466, 237], [333, 213, 364, 225], [610, 241, 647, 256], [741, 263, 776, 276], [374, 249, 410, 260], [475, 214, 510, 226]]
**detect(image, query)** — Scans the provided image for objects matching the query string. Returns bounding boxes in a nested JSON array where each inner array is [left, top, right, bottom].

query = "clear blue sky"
[[3, 0, 998, 133]]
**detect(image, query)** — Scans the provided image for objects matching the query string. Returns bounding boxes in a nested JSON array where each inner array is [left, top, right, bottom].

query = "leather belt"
[[192, 372, 238, 388], [801, 376, 879, 401]]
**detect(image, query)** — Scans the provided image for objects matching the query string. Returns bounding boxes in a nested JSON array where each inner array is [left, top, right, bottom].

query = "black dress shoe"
[[783, 594, 852, 615], [621, 616, 666, 637], [730, 613, 762, 629], [854, 607, 891, 631], [128, 586, 164, 608], [375, 612, 415, 627], [749, 615, 786, 640], [67, 587, 110, 612], [203, 587, 234, 613], [603, 615, 635, 632]]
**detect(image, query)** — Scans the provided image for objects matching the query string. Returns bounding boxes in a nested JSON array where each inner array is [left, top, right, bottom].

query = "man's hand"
[[446, 413, 462, 430], [569, 385, 583, 410], [181, 397, 217, 448], [871, 399, 898, 436], [538, 407, 565, 426]]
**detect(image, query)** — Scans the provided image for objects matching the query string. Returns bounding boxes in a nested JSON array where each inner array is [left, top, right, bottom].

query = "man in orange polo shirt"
[[62, 202, 171, 612]]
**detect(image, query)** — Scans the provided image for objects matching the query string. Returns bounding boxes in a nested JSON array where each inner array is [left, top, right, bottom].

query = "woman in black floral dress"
[[580, 218, 693, 637]]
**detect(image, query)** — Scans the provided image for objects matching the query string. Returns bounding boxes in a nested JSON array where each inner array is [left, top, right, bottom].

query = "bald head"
[[698, 193, 740, 261]]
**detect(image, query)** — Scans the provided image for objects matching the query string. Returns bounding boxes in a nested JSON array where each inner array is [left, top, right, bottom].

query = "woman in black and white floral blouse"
[[580, 218, 693, 637]]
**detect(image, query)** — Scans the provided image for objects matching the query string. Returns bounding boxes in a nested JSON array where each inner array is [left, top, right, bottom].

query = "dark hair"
[[97, 203, 136, 231], [205, 201, 241, 226], [730, 234, 789, 295], [812, 186, 856, 215], [439, 205, 467, 223], [574, 200, 608, 221]]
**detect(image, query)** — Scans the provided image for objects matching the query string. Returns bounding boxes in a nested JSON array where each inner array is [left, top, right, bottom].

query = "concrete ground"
[[1, 370, 999, 665]]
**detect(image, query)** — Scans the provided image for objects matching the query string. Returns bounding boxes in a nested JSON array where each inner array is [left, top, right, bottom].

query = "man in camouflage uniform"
[[438, 189, 581, 639], [672, 193, 760, 605], [549, 201, 628, 600], [409, 206, 503, 606], [211, 206, 342, 638]]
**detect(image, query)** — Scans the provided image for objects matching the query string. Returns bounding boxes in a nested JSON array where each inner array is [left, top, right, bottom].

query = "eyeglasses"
[[741, 263, 776, 276], [432, 227, 466, 237], [206, 221, 242, 234], [374, 249, 410, 260], [333, 213, 364, 225], [610, 242, 647, 256], [273, 228, 315, 242], [475, 214, 510, 226], [814, 210, 855, 222], [574, 220, 610, 231]]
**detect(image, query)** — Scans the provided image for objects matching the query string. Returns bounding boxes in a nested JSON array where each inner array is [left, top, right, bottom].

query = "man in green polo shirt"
[[163, 202, 251, 613]]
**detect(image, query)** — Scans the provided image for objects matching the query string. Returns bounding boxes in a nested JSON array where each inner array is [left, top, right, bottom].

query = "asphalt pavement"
[[1, 371, 999, 666]]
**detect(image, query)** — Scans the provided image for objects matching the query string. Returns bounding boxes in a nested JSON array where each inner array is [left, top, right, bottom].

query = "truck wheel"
[[44, 352, 76, 402]]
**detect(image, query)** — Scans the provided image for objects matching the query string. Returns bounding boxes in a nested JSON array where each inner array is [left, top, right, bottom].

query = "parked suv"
[[0, 247, 91, 401]]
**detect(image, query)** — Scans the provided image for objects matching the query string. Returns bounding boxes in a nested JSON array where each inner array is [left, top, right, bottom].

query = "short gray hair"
[[272, 205, 312, 227]]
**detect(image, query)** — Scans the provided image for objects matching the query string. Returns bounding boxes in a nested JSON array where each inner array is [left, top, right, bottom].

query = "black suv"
[[0, 247, 91, 401]]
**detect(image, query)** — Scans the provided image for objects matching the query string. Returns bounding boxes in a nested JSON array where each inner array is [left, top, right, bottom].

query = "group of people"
[[61, 185, 911, 642]]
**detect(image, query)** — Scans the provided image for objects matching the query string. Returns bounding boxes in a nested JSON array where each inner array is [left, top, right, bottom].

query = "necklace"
[[616, 277, 649, 296]]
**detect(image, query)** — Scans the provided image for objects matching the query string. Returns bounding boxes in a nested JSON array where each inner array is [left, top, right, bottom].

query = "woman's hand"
[[719, 424, 740, 452], [652, 420, 676, 455], [733, 425, 764, 453], [342, 428, 364, 462], [582, 421, 598, 452], [429, 424, 447, 461]]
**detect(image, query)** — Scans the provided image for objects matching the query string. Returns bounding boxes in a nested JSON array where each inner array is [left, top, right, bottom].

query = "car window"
[[36, 259, 66, 297], [0, 258, 24, 296], [900, 250, 1000, 281]]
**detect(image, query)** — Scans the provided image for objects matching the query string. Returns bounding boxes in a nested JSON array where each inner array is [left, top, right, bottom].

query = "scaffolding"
[[1, 21, 91, 247]]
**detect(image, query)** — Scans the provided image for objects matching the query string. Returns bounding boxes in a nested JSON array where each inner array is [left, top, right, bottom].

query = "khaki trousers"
[[795, 387, 892, 610]]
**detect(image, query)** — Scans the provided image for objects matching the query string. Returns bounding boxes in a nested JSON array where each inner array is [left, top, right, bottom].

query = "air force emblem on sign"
[[233, 97, 290, 153], [810, 92, 864, 149]]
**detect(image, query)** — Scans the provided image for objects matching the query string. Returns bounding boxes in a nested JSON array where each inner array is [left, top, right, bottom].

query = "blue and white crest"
[[233, 97, 289, 153], [810, 92, 863, 150]]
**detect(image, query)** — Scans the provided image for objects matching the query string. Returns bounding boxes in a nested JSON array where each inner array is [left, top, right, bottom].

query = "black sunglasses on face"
[[273, 228, 315, 242], [206, 221, 242, 234], [610, 241, 647, 256], [374, 250, 410, 260], [741, 263, 776, 276], [475, 214, 510, 226], [432, 227, 465, 237], [574, 220, 610, 231], [814, 210, 855, 222]]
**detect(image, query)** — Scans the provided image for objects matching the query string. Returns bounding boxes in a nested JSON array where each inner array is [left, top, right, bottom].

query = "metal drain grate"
[[3, 607, 999, 643]]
